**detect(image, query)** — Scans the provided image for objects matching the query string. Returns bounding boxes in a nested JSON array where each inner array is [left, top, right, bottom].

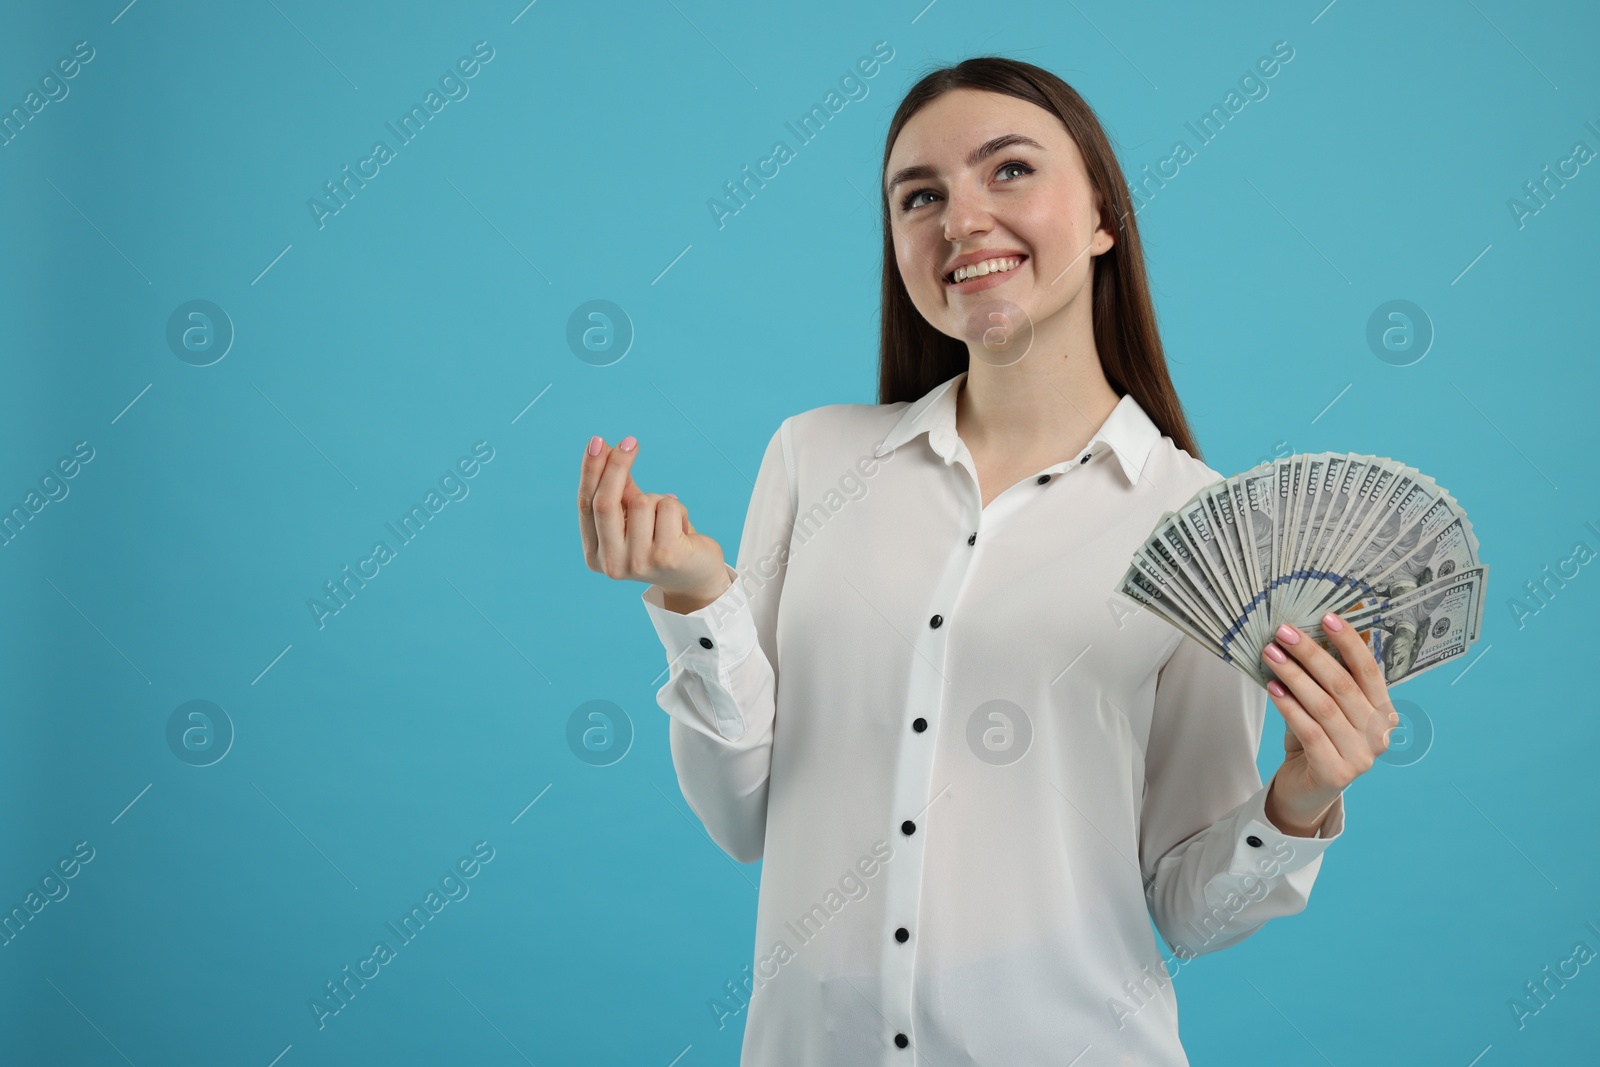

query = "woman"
[[578, 57, 1398, 1066]]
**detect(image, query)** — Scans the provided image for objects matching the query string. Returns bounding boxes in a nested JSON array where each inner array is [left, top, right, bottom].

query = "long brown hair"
[[877, 56, 1202, 461]]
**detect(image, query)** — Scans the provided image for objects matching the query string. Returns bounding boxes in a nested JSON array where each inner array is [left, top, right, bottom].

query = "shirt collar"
[[873, 369, 1162, 487]]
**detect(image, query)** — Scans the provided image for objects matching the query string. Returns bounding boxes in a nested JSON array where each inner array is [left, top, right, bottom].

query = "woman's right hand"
[[579, 434, 732, 613]]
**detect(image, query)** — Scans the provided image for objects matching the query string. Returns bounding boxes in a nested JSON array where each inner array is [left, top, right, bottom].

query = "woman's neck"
[[955, 352, 1122, 467]]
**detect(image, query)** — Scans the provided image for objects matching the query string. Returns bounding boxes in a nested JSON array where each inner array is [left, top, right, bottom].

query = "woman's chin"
[[945, 293, 1038, 361]]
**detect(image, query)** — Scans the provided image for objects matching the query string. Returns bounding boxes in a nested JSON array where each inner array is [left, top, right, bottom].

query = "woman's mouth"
[[944, 255, 1027, 293]]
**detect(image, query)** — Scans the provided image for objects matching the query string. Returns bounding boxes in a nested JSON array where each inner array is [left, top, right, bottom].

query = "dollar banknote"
[[1116, 453, 1487, 691]]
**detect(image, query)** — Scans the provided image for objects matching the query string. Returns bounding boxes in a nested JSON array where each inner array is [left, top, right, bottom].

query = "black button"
[[930, 614, 943, 628], [895, 926, 909, 942], [1036, 474, 1051, 484], [967, 532, 976, 545], [895, 1033, 909, 1048], [698, 637, 713, 649], [1246, 835, 1263, 848], [912, 718, 928, 732], [1080, 454, 1090, 464], [901, 820, 916, 835]]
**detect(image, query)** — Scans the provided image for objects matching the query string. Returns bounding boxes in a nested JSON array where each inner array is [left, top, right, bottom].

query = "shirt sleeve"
[[638, 417, 795, 865], [1138, 631, 1346, 959]]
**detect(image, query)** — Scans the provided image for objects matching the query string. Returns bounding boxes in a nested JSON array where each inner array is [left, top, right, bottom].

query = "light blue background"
[[2, 1, 1596, 1064]]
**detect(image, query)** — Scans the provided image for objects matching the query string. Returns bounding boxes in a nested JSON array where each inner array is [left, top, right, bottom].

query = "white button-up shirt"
[[640, 369, 1345, 1066]]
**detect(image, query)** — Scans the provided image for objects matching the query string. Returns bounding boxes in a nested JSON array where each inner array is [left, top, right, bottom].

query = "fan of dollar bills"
[[1117, 452, 1487, 690]]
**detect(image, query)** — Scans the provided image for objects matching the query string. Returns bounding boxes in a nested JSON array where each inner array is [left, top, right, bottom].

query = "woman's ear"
[[1090, 226, 1116, 258], [1090, 195, 1118, 257]]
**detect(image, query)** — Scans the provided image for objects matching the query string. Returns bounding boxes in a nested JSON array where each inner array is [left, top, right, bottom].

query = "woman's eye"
[[898, 160, 1034, 212]]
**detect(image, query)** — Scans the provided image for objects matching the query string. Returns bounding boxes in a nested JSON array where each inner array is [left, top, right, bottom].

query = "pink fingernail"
[[1323, 612, 1344, 632], [1264, 643, 1287, 663], [620, 435, 637, 452], [1276, 623, 1300, 645], [1267, 680, 1287, 697], [587, 436, 603, 456]]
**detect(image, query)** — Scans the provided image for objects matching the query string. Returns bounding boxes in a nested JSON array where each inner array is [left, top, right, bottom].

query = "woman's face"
[[884, 88, 1115, 346]]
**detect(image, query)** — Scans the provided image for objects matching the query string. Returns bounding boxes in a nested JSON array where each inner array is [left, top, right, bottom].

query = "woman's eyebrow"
[[885, 133, 1046, 191]]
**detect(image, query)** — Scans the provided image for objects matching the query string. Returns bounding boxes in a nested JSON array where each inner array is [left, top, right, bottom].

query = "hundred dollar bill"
[[1119, 453, 1487, 694], [1299, 565, 1487, 685]]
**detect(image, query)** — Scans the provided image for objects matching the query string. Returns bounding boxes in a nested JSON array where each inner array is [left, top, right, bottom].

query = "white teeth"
[[950, 256, 1023, 283]]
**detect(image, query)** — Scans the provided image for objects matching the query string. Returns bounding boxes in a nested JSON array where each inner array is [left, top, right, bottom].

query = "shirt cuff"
[[1219, 780, 1344, 886], [639, 564, 759, 737]]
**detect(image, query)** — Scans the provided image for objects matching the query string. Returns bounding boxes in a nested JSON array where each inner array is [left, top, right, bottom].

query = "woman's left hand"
[[1260, 611, 1399, 836]]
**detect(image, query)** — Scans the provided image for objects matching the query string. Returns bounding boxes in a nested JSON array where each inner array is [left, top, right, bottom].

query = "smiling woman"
[[583, 54, 1376, 1067], [876, 70, 1193, 463]]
